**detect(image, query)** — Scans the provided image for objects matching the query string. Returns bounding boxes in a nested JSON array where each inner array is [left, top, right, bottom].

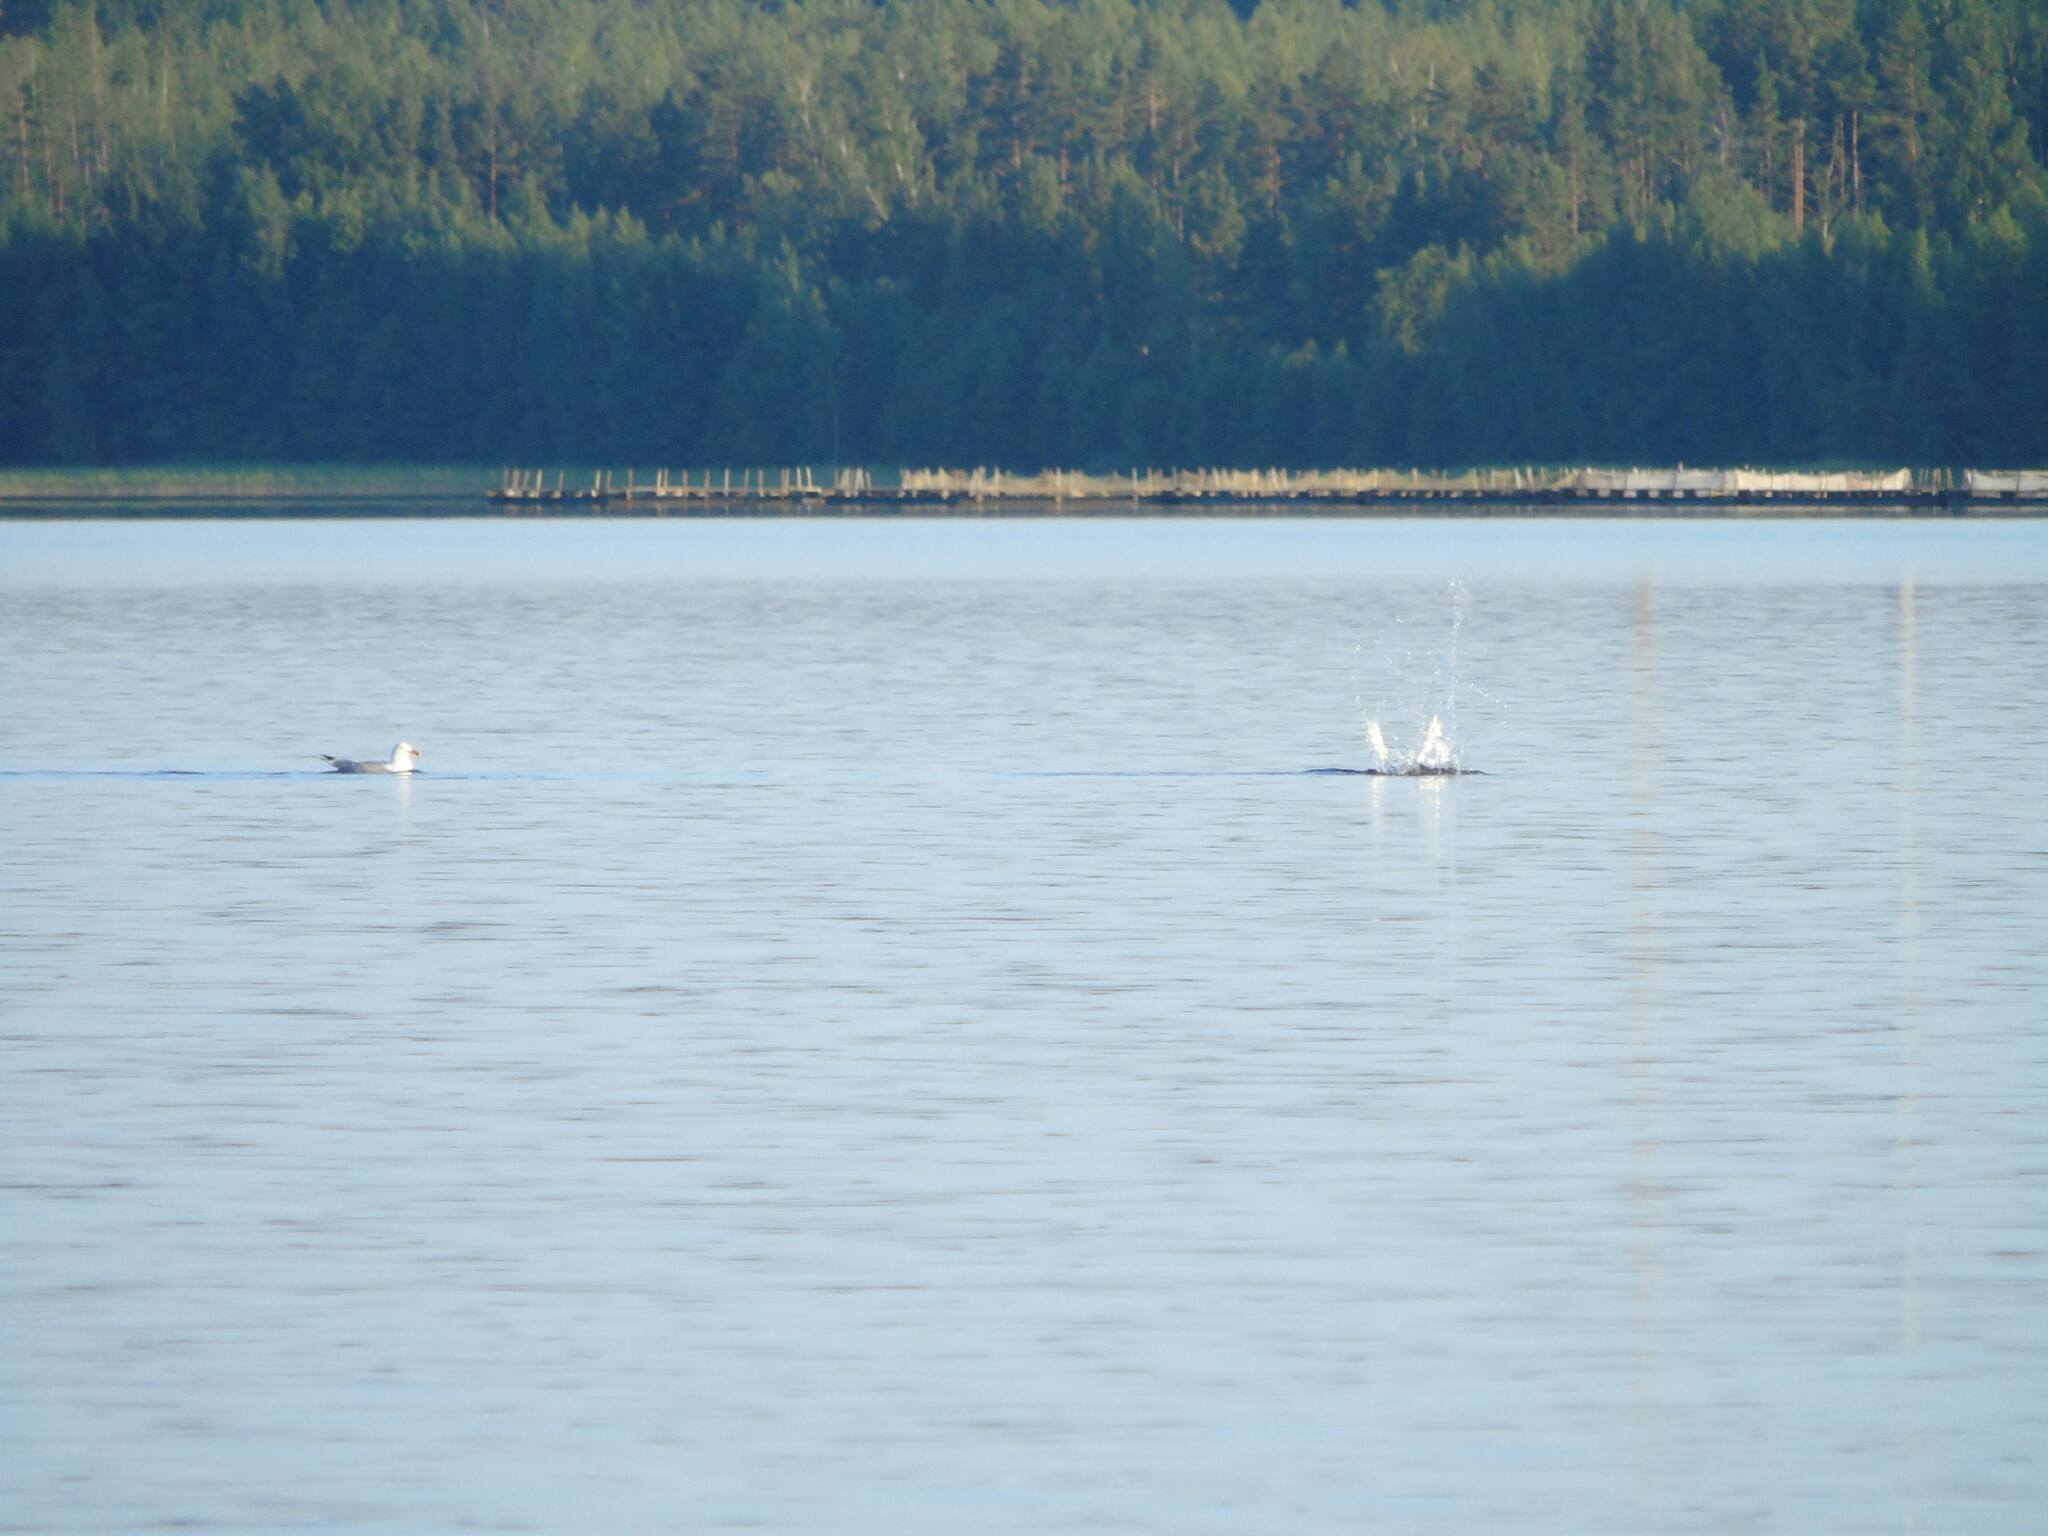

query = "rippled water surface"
[[4, 515, 2046, 1534]]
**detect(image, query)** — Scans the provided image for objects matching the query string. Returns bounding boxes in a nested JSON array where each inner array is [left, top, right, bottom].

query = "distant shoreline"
[[2, 464, 2042, 518], [0, 466, 492, 503], [4, 503, 2040, 522]]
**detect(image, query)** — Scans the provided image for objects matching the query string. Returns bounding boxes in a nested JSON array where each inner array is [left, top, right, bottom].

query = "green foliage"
[[0, 0, 2042, 467]]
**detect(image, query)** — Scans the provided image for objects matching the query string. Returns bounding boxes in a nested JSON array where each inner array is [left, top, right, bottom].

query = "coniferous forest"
[[1, 0, 2044, 468]]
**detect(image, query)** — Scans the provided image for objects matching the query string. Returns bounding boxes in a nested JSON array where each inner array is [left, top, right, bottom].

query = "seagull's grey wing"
[[323, 756, 369, 772]]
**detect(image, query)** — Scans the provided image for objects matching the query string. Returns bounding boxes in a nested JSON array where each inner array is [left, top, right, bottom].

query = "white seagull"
[[322, 742, 422, 774]]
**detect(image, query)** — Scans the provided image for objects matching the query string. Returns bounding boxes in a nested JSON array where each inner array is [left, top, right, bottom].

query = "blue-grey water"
[[3, 515, 2045, 1534]]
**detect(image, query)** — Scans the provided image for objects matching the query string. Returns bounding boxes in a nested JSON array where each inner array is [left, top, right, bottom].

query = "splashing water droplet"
[[1367, 714, 1459, 774], [1416, 714, 1453, 769], [1357, 581, 1477, 773]]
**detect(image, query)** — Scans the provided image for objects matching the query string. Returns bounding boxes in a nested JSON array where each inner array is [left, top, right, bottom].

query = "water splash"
[[1357, 580, 1479, 774], [1363, 712, 1464, 775], [1416, 714, 1453, 770]]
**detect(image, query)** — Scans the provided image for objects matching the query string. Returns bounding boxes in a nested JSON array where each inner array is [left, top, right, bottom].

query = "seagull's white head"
[[390, 742, 422, 772]]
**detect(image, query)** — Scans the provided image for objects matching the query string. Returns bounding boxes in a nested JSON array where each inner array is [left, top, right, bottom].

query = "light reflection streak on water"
[[1628, 574, 1665, 1525], [1896, 579, 1925, 1533]]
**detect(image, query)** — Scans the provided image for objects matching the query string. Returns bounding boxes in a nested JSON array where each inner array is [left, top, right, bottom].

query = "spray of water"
[[1359, 580, 1477, 774], [1363, 711, 1458, 773]]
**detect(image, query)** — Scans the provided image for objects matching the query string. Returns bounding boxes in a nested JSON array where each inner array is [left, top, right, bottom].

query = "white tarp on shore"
[[1966, 469, 2048, 495], [1569, 467, 1915, 494]]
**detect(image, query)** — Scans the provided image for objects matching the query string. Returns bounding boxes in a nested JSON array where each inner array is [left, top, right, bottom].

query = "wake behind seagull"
[[322, 742, 421, 774]]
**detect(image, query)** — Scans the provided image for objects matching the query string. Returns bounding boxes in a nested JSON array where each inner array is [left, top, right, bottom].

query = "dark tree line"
[[2, 0, 2044, 467]]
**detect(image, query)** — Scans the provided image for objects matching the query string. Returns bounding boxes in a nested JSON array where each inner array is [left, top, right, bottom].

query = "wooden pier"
[[487, 465, 2048, 511]]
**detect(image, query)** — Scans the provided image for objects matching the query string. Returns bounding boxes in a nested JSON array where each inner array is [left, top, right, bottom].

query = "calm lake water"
[[3, 515, 2045, 1534]]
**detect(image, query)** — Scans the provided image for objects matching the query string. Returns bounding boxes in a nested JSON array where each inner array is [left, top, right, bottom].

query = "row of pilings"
[[490, 464, 2046, 509]]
